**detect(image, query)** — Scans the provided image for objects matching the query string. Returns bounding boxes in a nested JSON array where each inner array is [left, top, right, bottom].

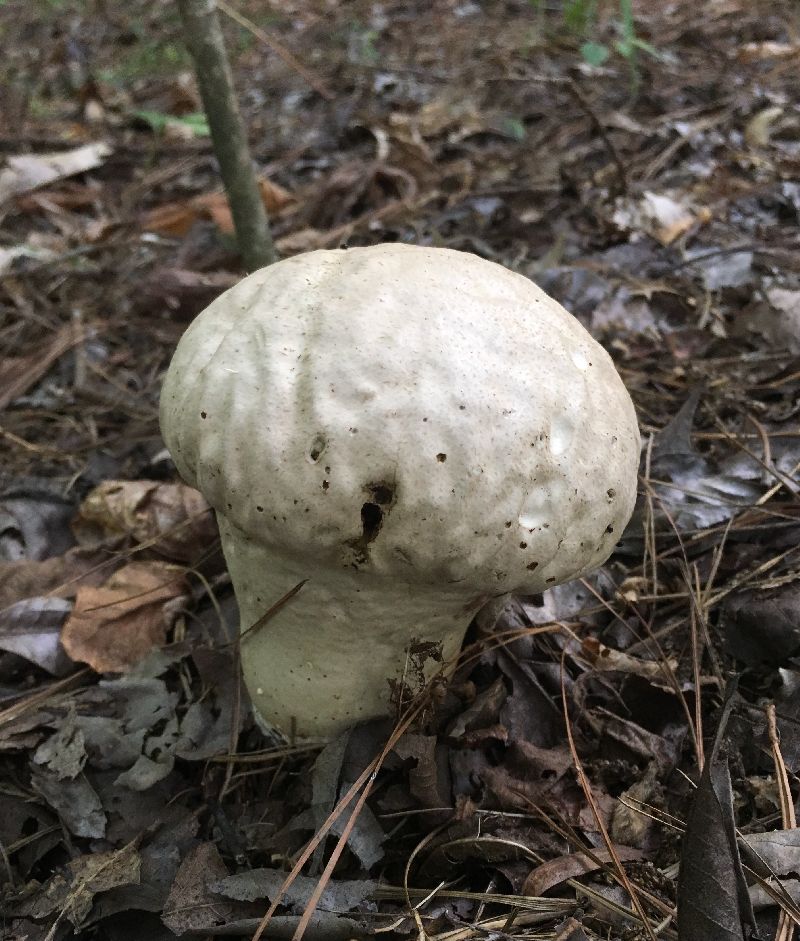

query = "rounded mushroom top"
[[160, 244, 640, 594]]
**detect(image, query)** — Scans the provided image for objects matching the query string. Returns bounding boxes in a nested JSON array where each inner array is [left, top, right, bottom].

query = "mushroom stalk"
[[222, 517, 472, 738]]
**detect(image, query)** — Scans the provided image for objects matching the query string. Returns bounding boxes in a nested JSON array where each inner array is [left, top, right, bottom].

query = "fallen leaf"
[[677, 687, 755, 941], [161, 843, 235, 936], [612, 190, 709, 245], [522, 846, 643, 897], [581, 637, 677, 679], [30, 765, 106, 838], [33, 708, 87, 779], [0, 597, 73, 674], [744, 107, 784, 148], [73, 480, 216, 562], [722, 583, 800, 666], [18, 844, 141, 926], [61, 561, 188, 672], [141, 176, 294, 237], [210, 869, 375, 911], [0, 142, 112, 205], [0, 544, 119, 610]]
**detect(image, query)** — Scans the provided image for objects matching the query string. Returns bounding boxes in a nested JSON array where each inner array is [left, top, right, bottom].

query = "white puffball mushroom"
[[159, 244, 640, 740]]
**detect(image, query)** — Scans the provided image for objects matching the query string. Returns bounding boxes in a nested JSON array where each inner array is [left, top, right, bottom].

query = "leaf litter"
[[1, 0, 800, 939]]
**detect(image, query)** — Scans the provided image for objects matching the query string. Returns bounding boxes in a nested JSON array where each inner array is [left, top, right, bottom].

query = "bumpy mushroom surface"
[[160, 244, 640, 739]]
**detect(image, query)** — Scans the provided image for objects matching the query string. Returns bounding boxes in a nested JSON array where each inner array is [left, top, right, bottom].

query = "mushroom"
[[159, 244, 640, 740]]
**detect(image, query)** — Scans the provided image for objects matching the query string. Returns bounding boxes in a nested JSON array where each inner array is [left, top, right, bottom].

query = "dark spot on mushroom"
[[527, 561, 539, 571], [200, 411, 207, 419], [308, 434, 327, 463], [369, 483, 395, 505], [459, 405, 466, 410], [423, 417, 428, 422], [607, 488, 616, 499], [436, 453, 446, 462], [322, 480, 329, 491], [546, 577, 556, 583], [256, 505, 264, 512], [519, 542, 528, 549], [606, 525, 614, 533], [505, 521, 512, 528], [325, 466, 331, 474], [227, 503, 232, 509], [360, 502, 383, 543]]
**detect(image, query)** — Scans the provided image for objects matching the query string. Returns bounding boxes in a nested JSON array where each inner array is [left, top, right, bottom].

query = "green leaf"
[[133, 110, 210, 136], [503, 117, 527, 141], [580, 41, 610, 66]]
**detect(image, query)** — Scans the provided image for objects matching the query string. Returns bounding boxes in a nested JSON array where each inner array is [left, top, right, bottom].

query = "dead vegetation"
[[1, 0, 799, 939]]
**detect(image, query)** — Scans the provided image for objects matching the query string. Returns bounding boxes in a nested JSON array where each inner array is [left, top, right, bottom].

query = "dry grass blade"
[[215, 0, 333, 100], [560, 653, 662, 941], [767, 703, 797, 941], [250, 691, 432, 941], [0, 668, 92, 729]]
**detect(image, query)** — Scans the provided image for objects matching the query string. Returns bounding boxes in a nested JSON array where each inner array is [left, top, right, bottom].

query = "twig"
[[216, 0, 334, 101], [177, 0, 276, 270], [566, 78, 628, 195]]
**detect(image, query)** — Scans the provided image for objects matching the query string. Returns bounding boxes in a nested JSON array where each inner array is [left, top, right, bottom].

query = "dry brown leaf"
[[581, 637, 678, 678], [0, 545, 119, 610], [275, 227, 327, 254], [60, 561, 188, 672], [162, 843, 234, 936], [522, 846, 643, 897], [141, 176, 295, 237], [73, 480, 217, 562]]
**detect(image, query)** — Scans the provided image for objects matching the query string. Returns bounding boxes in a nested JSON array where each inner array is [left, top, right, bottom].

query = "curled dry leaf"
[[581, 637, 678, 679], [60, 561, 188, 673], [522, 846, 644, 897], [74, 480, 216, 562], [0, 142, 112, 205]]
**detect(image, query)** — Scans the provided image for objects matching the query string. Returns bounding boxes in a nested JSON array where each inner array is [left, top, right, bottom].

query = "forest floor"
[[1, 1, 799, 939]]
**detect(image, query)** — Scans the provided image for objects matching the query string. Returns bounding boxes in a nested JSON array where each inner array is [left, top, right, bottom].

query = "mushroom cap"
[[160, 244, 640, 595]]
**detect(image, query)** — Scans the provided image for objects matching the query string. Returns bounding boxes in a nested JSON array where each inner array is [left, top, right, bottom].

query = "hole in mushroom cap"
[[361, 502, 383, 543], [436, 453, 446, 462], [527, 561, 539, 571], [307, 434, 327, 463]]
